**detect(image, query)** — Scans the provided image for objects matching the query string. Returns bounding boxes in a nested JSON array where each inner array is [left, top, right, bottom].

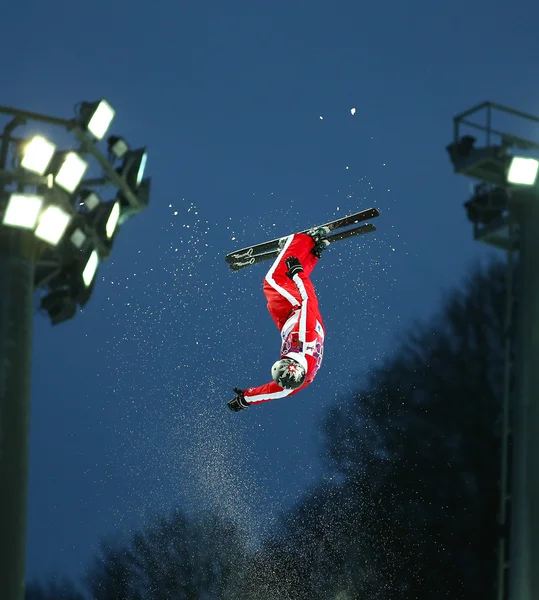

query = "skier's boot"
[[307, 226, 330, 258]]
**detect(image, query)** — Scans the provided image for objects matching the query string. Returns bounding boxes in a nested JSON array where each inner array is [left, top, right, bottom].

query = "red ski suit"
[[243, 233, 326, 405]]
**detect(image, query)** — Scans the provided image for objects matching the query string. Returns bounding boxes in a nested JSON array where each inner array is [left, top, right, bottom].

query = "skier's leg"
[[292, 234, 318, 277], [279, 234, 322, 316], [263, 234, 304, 329], [278, 233, 318, 277], [263, 233, 320, 329]]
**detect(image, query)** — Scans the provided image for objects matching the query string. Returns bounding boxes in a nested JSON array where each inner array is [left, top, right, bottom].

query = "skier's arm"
[[228, 387, 250, 412], [243, 381, 302, 405]]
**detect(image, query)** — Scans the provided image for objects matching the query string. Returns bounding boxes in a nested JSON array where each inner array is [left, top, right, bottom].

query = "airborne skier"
[[227, 227, 330, 411], [226, 207, 379, 412]]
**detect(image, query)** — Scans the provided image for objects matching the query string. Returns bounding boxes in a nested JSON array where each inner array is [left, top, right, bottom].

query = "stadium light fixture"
[[79, 190, 101, 211], [82, 250, 99, 287], [137, 178, 151, 205], [35, 205, 72, 246], [446, 135, 476, 165], [2, 193, 43, 229], [54, 152, 88, 193], [70, 227, 87, 249], [107, 135, 129, 159], [117, 177, 150, 225], [21, 135, 56, 175], [507, 156, 539, 185], [93, 200, 121, 240], [40, 288, 77, 325], [136, 151, 147, 186], [106, 201, 120, 238], [79, 99, 115, 140], [120, 148, 147, 188]]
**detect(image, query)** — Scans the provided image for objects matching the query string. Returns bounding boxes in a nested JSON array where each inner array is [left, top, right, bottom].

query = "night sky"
[[2, 0, 538, 585]]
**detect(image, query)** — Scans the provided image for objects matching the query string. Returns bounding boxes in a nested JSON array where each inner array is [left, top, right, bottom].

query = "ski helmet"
[[271, 357, 306, 389]]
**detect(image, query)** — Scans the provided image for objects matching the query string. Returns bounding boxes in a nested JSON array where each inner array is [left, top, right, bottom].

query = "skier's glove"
[[228, 388, 249, 412], [285, 257, 303, 280]]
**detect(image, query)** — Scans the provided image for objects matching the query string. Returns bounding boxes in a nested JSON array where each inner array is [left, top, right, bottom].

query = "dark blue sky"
[[3, 0, 538, 585]]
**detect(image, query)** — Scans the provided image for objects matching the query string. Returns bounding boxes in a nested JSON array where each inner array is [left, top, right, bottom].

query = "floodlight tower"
[[447, 102, 539, 600], [0, 100, 151, 600]]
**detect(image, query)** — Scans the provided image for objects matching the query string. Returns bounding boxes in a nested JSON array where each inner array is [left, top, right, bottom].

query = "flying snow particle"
[[351, 108, 356, 115]]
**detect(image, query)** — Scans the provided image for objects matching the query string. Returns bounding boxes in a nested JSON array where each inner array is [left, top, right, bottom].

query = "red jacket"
[[244, 270, 325, 405]]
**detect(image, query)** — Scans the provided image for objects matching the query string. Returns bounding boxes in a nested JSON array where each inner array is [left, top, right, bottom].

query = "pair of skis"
[[225, 207, 380, 271]]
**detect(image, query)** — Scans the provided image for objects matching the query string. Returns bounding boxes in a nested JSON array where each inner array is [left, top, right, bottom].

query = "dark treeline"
[[27, 260, 505, 599]]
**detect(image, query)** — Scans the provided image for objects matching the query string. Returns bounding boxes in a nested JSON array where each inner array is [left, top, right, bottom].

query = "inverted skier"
[[228, 227, 330, 411]]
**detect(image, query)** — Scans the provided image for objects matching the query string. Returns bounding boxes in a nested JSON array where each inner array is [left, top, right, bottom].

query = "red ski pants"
[[263, 233, 319, 330]]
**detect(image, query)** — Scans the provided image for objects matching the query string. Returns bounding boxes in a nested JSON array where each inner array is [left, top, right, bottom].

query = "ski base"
[[229, 221, 377, 271], [225, 207, 379, 268]]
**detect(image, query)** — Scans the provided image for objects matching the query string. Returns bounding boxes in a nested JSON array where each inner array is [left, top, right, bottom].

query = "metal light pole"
[[447, 101, 539, 600], [509, 190, 539, 600], [0, 101, 150, 600], [0, 228, 35, 598]]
